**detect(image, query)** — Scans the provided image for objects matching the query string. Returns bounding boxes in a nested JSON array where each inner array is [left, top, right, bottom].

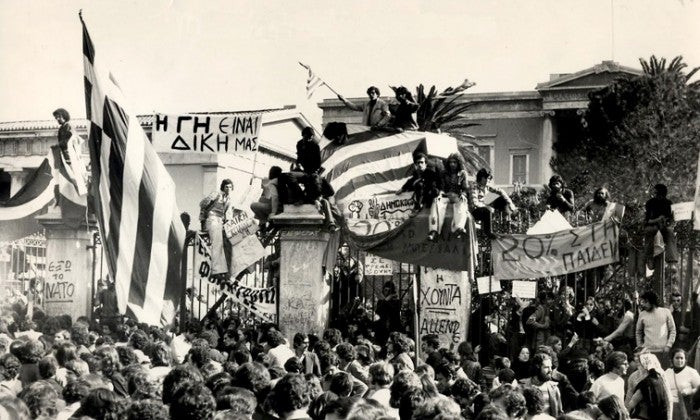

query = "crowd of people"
[[1, 283, 699, 420]]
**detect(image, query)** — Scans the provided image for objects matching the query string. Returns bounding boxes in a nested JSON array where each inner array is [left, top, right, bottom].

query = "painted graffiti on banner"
[[345, 192, 415, 220], [152, 113, 262, 155], [418, 267, 470, 349], [224, 210, 258, 246], [194, 233, 275, 321], [492, 219, 619, 280]]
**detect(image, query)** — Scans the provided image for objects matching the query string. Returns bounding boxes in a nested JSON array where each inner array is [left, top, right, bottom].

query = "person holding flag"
[[337, 86, 392, 129]]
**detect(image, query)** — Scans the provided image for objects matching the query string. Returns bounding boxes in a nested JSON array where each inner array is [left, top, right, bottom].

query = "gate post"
[[36, 210, 93, 322], [272, 205, 331, 343]]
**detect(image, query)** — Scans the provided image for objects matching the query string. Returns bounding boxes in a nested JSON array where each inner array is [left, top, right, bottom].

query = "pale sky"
[[1, 0, 699, 127]]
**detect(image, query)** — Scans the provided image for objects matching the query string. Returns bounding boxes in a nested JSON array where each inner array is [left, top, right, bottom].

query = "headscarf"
[[636, 353, 673, 420], [638, 353, 664, 375]]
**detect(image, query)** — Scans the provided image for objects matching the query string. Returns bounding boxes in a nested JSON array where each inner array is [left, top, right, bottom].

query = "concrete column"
[[272, 205, 331, 342], [8, 169, 28, 197], [37, 210, 93, 322]]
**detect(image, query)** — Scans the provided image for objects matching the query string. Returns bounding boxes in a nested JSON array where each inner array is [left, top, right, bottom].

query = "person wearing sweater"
[[636, 291, 676, 368]]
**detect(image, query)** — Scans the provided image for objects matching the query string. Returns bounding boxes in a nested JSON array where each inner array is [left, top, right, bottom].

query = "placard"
[[476, 276, 501, 294], [493, 220, 619, 280], [511, 280, 537, 299], [344, 192, 416, 220], [152, 113, 262, 155], [672, 201, 694, 222], [364, 253, 394, 276], [418, 267, 470, 349]]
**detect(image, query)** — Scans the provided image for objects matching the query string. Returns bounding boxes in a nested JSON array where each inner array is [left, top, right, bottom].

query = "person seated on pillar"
[[427, 153, 472, 242], [338, 86, 392, 130], [250, 166, 282, 228], [643, 183, 679, 270], [396, 152, 442, 211], [467, 168, 517, 239], [546, 175, 575, 218], [332, 243, 364, 324], [199, 179, 234, 280], [390, 86, 419, 132]]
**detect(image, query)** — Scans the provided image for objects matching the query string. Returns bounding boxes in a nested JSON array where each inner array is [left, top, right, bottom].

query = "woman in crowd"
[[664, 348, 700, 420], [626, 352, 672, 420], [512, 347, 532, 380]]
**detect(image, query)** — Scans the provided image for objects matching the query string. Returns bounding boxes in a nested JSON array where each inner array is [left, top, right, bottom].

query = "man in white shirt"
[[265, 330, 295, 369], [590, 351, 628, 402]]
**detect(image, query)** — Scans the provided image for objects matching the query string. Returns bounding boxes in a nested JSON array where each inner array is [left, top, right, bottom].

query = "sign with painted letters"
[[364, 253, 394, 276], [418, 267, 470, 349], [492, 220, 619, 280], [152, 113, 262, 155]]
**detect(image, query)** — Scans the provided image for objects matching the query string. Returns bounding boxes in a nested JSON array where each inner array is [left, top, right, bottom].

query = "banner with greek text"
[[492, 220, 619, 280], [418, 267, 470, 350], [194, 233, 275, 321], [152, 113, 262, 155]]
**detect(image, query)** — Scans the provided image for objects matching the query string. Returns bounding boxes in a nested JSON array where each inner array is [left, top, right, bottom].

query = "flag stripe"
[[335, 165, 413, 202], [82, 16, 193, 325]]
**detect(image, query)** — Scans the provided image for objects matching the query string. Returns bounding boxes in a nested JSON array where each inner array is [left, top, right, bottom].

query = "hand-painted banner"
[[492, 220, 619, 280], [344, 192, 415, 220], [194, 233, 275, 321], [418, 267, 470, 350], [152, 113, 262, 155]]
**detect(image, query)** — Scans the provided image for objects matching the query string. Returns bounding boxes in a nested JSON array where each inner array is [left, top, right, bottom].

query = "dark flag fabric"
[[81, 16, 185, 326], [0, 159, 54, 242], [321, 125, 483, 271]]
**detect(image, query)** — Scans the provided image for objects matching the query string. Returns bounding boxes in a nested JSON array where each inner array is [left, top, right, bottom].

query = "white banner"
[[194, 233, 275, 321], [364, 253, 394, 276], [152, 113, 262, 155]]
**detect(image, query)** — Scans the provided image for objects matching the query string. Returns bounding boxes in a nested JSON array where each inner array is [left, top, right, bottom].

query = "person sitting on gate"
[[250, 166, 282, 227], [467, 168, 516, 239], [643, 183, 679, 269], [427, 153, 471, 242], [546, 175, 575, 217], [396, 152, 442, 211], [199, 179, 234, 280]]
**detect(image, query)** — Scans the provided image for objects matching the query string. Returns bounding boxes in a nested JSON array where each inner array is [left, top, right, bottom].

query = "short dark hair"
[[38, 356, 58, 379], [421, 334, 440, 350], [170, 382, 216, 420], [53, 108, 70, 121], [335, 343, 356, 362], [123, 399, 169, 420], [78, 388, 123, 420], [271, 374, 310, 415], [367, 86, 380, 96], [162, 364, 204, 404], [302, 127, 314, 138], [368, 361, 394, 386], [522, 386, 545, 415], [476, 168, 493, 182], [231, 362, 271, 404], [220, 179, 233, 191], [19, 381, 62, 418], [531, 353, 551, 369], [654, 183, 668, 197], [413, 152, 427, 164], [269, 166, 282, 180], [640, 290, 660, 307], [329, 372, 354, 397], [549, 175, 565, 188], [398, 388, 427, 420], [389, 370, 422, 408], [605, 351, 628, 373]]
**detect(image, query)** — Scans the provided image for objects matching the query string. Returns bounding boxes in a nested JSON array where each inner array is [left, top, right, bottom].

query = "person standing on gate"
[[643, 183, 679, 270], [427, 153, 471, 242], [546, 175, 575, 217], [199, 179, 234, 280]]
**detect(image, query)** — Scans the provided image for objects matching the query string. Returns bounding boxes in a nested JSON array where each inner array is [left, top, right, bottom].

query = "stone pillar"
[[37, 209, 93, 322], [8, 168, 28, 197], [272, 205, 331, 342]]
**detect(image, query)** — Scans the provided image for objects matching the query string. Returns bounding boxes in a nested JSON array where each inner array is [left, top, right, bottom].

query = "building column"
[[8, 168, 28, 197], [540, 111, 555, 185], [36, 210, 93, 321], [272, 205, 331, 343]]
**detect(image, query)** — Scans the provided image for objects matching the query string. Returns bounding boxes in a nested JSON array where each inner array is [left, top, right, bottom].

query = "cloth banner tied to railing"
[[491, 219, 620, 280], [193, 233, 276, 321]]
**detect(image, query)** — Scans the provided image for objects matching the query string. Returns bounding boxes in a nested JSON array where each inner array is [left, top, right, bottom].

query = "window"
[[510, 154, 529, 184]]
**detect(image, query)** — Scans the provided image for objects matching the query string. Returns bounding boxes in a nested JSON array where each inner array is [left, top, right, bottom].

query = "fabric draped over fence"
[[321, 125, 483, 272]]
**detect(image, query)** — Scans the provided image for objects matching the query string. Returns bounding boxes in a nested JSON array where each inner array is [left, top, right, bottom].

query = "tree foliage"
[[552, 55, 700, 244]]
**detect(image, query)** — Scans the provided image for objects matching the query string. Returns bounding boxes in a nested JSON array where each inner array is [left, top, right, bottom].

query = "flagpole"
[[298, 62, 340, 96]]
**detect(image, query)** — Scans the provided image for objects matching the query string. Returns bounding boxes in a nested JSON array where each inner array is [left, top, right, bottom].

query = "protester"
[[635, 290, 677, 367], [390, 86, 419, 131], [427, 153, 471, 241], [664, 348, 700, 420], [338, 86, 392, 129], [626, 352, 672, 420], [199, 179, 235, 279], [397, 152, 442, 211], [467, 168, 516, 238], [643, 183, 679, 267], [546, 175, 575, 217]]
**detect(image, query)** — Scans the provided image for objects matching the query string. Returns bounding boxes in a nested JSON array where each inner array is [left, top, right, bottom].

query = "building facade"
[[319, 61, 642, 189]]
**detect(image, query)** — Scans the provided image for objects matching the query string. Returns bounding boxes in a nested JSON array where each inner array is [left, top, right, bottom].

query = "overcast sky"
[[1, 0, 699, 127]]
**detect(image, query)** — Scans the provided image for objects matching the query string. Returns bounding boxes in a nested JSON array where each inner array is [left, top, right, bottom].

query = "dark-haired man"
[[519, 353, 563, 417], [397, 153, 442, 211], [636, 290, 676, 367], [338, 86, 391, 129], [467, 168, 515, 238]]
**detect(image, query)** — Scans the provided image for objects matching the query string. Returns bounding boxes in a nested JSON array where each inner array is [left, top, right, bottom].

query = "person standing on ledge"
[[199, 179, 234, 280], [338, 86, 392, 129], [546, 175, 575, 218]]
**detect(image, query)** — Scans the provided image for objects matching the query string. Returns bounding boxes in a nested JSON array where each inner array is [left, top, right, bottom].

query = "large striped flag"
[[81, 16, 185, 326], [299, 62, 325, 99]]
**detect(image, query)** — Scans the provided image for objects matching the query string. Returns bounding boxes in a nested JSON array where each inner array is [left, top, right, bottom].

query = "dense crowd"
[[1, 286, 700, 420]]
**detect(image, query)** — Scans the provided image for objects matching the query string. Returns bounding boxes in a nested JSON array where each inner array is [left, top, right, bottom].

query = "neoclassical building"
[[319, 60, 642, 189], [0, 106, 311, 223]]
